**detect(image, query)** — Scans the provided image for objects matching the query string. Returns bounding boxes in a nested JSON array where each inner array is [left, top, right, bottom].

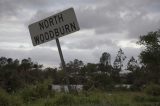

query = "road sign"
[[28, 8, 80, 46], [28, 8, 80, 92]]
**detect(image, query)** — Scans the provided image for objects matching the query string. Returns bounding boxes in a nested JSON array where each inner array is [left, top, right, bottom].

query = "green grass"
[[21, 91, 160, 106], [1, 87, 160, 106]]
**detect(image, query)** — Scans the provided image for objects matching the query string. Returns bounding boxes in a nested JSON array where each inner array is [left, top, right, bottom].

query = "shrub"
[[133, 95, 145, 102], [0, 88, 22, 106], [130, 85, 141, 91], [146, 96, 160, 102], [0, 88, 10, 106], [21, 85, 37, 103], [21, 80, 55, 103], [144, 83, 160, 96], [44, 100, 55, 106], [54, 94, 75, 105], [78, 96, 101, 104], [134, 95, 160, 102]]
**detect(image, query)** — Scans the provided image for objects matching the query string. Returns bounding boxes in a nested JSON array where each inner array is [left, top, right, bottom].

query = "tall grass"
[[0, 81, 160, 106], [0, 88, 22, 106], [22, 91, 160, 106]]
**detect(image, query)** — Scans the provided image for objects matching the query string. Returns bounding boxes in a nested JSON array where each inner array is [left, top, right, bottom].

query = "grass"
[[1, 85, 160, 106], [19, 91, 160, 106]]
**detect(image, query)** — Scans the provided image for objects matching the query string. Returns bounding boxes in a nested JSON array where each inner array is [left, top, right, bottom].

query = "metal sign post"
[[56, 38, 70, 92]]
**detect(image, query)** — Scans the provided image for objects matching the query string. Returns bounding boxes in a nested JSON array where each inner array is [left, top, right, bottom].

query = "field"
[[1, 87, 160, 106], [26, 92, 160, 106]]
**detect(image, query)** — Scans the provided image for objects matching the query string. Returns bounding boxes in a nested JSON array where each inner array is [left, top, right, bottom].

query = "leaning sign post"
[[28, 8, 80, 92]]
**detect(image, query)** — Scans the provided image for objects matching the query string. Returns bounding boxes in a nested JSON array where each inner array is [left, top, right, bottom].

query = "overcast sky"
[[0, 0, 160, 67]]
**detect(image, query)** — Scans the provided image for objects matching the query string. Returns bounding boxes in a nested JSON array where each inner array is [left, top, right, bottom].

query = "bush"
[[0, 89, 10, 106], [0, 88, 22, 106], [134, 95, 160, 103], [133, 95, 145, 102], [130, 85, 141, 91], [53, 93, 101, 105], [144, 83, 160, 96], [78, 96, 101, 104], [44, 99, 55, 106], [54, 94, 75, 105], [21, 80, 55, 103]]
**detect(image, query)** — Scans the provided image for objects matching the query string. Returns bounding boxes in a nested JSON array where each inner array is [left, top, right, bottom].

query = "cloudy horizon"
[[0, 0, 160, 68]]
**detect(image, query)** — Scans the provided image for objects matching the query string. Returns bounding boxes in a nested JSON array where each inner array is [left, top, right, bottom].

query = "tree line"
[[0, 29, 160, 93]]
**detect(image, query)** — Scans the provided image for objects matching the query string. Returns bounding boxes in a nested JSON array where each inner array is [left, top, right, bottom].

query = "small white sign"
[[28, 8, 80, 46]]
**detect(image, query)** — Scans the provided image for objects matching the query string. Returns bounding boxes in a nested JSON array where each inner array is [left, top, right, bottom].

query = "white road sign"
[[28, 8, 80, 46]]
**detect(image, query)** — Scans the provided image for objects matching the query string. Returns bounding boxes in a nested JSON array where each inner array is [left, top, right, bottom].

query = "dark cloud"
[[78, 0, 160, 37], [127, 18, 160, 38], [64, 35, 116, 49], [77, 7, 124, 33], [0, 0, 53, 15], [0, 0, 160, 67], [27, 0, 160, 38]]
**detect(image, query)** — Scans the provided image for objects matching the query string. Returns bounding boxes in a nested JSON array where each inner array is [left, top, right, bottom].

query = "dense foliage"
[[0, 30, 160, 92]]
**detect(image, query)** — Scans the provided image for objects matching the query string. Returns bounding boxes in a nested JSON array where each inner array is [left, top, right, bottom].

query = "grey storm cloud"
[[27, 0, 160, 39], [77, 7, 124, 33], [77, 0, 160, 38], [0, 0, 160, 67], [0, 0, 54, 13], [64, 35, 116, 50]]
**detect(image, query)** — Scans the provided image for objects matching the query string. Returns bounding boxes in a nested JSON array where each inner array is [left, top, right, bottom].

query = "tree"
[[100, 52, 111, 66], [113, 48, 126, 71], [112, 49, 126, 83], [0, 57, 7, 67], [0, 57, 24, 92], [20, 58, 33, 71], [2, 69, 23, 92], [138, 30, 160, 84], [127, 56, 139, 72], [138, 31, 160, 66], [85, 63, 98, 74], [99, 52, 112, 74], [66, 59, 84, 84], [44, 68, 58, 84], [125, 56, 143, 86], [0, 57, 45, 92], [66, 59, 84, 74]]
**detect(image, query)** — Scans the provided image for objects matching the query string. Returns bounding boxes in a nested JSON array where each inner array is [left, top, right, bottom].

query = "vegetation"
[[0, 29, 160, 105], [0, 87, 160, 106]]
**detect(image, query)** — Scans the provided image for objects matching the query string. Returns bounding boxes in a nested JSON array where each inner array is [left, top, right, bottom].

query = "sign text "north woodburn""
[[28, 8, 80, 46]]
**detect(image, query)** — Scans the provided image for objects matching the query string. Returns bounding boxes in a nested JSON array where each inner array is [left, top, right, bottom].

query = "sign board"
[[28, 8, 80, 46]]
